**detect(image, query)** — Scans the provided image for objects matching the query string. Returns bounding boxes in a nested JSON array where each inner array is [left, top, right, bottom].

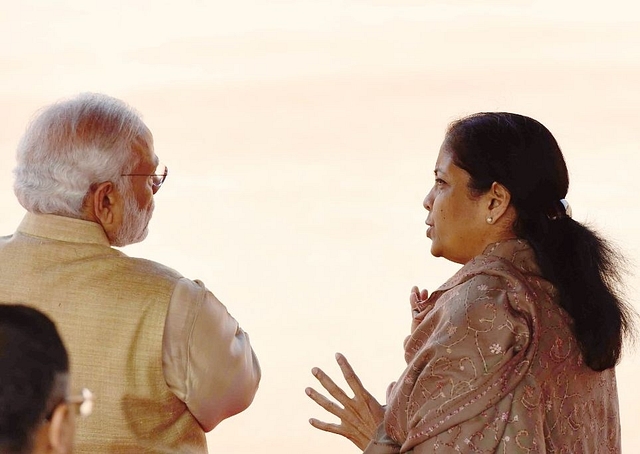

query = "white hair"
[[13, 93, 150, 217]]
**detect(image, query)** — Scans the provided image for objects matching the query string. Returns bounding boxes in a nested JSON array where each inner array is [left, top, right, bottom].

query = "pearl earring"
[[486, 216, 493, 224]]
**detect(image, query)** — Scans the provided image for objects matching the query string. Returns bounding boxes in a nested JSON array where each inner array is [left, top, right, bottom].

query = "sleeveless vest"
[[0, 214, 207, 453]]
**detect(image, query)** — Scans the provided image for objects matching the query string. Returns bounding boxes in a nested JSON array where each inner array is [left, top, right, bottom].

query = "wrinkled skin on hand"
[[305, 353, 385, 450]]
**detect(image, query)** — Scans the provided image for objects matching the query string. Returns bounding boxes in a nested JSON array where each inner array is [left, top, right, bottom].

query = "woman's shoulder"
[[434, 239, 541, 297], [430, 245, 560, 332]]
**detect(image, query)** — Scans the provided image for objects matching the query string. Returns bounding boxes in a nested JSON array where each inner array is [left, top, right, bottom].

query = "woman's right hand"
[[305, 353, 385, 450]]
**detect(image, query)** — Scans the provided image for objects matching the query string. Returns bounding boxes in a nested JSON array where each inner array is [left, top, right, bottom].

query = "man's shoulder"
[[0, 233, 15, 244], [75, 255, 194, 305], [107, 254, 186, 283]]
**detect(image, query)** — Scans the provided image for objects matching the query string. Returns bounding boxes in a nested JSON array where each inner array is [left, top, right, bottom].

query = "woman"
[[305, 113, 634, 453]]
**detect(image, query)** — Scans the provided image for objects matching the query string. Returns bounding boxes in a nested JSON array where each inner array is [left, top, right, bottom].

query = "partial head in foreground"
[[13, 93, 166, 246], [0, 305, 78, 454], [424, 112, 634, 371]]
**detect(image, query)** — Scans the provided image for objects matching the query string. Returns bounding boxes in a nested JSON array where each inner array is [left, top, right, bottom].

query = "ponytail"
[[516, 211, 633, 370]]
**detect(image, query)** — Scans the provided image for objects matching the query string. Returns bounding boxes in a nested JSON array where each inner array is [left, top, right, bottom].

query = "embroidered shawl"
[[365, 239, 620, 453]]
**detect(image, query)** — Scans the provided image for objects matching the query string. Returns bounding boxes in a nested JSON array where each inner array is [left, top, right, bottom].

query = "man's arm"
[[162, 278, 261, 431]]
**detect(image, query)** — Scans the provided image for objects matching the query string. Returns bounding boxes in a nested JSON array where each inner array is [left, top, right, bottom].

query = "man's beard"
[[111, 189, 154, 247]]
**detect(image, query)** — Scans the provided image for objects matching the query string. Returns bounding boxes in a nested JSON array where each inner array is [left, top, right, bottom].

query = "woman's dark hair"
[[0, 304, 69, 453], [446, 112, 634, 371]]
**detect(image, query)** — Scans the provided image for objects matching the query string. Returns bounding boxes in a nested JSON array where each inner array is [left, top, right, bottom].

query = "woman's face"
[[423, 141, 492, 264]]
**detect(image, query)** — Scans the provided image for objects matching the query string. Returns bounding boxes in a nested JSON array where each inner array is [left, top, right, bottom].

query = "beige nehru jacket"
[[0, 213, 261, 453]]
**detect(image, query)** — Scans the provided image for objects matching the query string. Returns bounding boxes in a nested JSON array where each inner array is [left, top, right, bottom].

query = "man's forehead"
[[139, 126, 154, 148], [132, 130, 158, 165], [142, 130, 159, 166]]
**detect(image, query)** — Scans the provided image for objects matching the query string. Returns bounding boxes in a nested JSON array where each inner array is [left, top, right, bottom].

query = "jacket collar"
[[17, 213, 111, 246]]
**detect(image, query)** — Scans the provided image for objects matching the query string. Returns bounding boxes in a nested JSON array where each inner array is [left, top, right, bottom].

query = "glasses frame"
[[67, 387, 94, 418], [121, 163, 168, 193], [45, 387, 94, 421]]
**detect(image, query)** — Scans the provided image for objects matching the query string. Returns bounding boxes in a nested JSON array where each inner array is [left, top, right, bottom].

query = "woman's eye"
[[435, 178, 445, 185]]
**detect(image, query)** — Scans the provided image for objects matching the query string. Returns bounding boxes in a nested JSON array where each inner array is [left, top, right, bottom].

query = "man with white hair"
[[0, 93, 261, 453]]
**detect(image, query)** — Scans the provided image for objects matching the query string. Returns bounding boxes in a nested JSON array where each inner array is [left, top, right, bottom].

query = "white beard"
[[111, 192, 154, 247]]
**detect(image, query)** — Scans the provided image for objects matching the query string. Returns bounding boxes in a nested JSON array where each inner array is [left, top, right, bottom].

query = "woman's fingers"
[[305, 385, 364, 428], [334, 353, 366, 396], [410, 286, 429, 316], [309, 417, 368, 448], [410, 287, 420, 306], [410, 288, 429, 333], [311, 366, 353, 409], [307, 355, 385, 450], [308, 417, 344, 435], [335, 354, 381, 411], [305, 386, 344, 417]]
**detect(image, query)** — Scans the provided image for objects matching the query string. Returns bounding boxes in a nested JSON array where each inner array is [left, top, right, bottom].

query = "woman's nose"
[[423, 188, 434, 211]]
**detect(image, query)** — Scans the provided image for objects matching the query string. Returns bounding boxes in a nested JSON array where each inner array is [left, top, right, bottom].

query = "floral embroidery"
[[379, 239, 619, 454]]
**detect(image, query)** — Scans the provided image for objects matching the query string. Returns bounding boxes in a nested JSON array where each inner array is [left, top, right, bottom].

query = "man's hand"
[[305, 353, 385, 450]]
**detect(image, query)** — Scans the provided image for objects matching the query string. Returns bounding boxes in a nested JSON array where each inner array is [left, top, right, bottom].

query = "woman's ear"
[[48, 403, 74, 453], [487, 181, 512, 222]]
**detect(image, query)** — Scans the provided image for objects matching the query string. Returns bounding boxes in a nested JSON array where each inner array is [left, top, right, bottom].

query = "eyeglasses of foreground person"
[[121, 163, 168, 194], [45, 388, 95, 421]]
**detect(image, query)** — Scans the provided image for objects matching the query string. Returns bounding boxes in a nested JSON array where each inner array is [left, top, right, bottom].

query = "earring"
[[486, 216, 493, 224]]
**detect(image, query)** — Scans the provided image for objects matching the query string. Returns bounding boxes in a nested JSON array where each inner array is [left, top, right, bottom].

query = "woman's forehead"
[[434, 144, 454, 172]]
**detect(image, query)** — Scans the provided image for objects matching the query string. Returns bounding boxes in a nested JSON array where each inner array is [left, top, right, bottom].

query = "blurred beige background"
[[1, 1, 639, 452]]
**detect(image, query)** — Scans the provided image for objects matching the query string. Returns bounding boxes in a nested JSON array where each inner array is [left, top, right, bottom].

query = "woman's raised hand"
[[409, 285, 429, 332], [305, 353, 385, 450]]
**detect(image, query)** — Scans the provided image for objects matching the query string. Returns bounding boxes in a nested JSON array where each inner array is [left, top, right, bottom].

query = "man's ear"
[[48, 404, 73, 454], [487, 181, 512, 222], [90, 181, 117, 226]]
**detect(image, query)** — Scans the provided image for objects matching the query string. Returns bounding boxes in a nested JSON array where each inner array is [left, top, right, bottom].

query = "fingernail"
[[335, 352, 342, 361], [311, 367, 318, 376], [305, 387, 311, 396]]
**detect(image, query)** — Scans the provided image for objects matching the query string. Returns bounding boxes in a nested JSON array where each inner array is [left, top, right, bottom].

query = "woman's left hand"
[[409, 285, 429, 332], [305, 353, 385, 450]]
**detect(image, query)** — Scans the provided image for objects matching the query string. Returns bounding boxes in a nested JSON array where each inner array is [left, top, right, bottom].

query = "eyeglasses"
[[67, 388, 94, 418], [121, 163, 168, 194], [45, 387, 94, 421]]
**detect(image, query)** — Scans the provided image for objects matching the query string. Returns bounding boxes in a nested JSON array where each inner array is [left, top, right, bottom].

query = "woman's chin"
[[429, 244, 441, 258]]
